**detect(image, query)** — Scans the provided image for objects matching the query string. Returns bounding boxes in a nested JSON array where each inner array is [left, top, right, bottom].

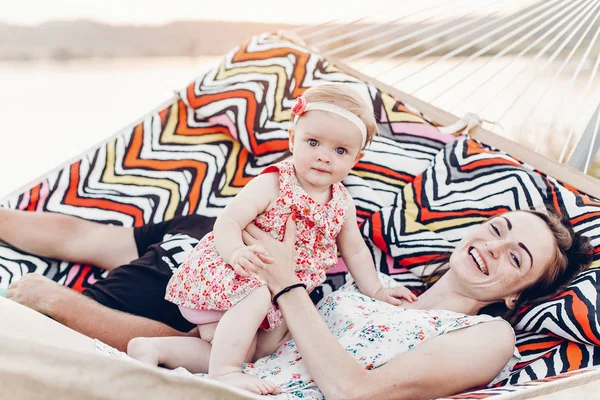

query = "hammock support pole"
[[568, 103, 600, 174]]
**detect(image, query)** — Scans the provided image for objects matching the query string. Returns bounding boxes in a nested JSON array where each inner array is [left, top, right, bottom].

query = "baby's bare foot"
[[213, 371, 279, 395]]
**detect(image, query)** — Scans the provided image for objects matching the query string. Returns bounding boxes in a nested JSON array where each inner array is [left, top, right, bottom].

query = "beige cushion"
[[0, 333, 258, 400]]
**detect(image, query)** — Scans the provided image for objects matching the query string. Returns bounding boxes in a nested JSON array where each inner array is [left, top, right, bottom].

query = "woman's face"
[[449, 211, 556, 308]]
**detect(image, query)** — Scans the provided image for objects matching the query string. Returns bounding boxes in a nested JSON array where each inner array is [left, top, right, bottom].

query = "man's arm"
[[0, 208, 137, 270], [6, 274, 187, 352]]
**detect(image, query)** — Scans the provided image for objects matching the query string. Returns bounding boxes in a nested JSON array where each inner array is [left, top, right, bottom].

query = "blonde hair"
[[296, 83, 377, 149]]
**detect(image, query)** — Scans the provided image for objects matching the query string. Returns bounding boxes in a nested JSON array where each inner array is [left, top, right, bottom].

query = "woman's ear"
[[504, 294, 519, 310], [288, 128, 295, 152]]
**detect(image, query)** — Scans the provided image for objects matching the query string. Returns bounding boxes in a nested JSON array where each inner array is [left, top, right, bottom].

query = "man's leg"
[[0, 208, 138, 270], [6, 274, 188, 352]]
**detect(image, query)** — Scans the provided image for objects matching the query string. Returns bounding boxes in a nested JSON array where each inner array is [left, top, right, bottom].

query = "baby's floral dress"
[[237, 277, 520, 399], [164, 160, 350, 330]]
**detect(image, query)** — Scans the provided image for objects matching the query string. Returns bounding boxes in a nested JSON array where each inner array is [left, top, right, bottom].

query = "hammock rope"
[[406, 0, 570, 96], [337, 0, 479, 61], [322, 0, 467, 59], [370, 6, 504, 78], [294, 0, 600, 175], [432, 0, 587, 105], [461, 0, 594, 116], [535, 7, 600, 154]]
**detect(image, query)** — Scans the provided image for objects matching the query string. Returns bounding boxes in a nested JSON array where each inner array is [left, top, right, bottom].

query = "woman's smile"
[[468, 246, 489, 275]]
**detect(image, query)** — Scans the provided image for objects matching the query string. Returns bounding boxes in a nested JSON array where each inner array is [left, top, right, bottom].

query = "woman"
[[0, 208, 593, 399]]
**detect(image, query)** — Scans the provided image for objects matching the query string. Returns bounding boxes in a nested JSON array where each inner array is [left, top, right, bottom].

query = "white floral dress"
[[95, 276, 520, 399], [238, 279, 520, 399]]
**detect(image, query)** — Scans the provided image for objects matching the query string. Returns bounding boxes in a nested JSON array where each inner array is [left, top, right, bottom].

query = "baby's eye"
[[336, 147, 347, 155], [308, 139, 318, 147]]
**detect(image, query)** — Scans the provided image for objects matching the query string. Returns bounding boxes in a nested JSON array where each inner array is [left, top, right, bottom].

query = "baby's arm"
[[337, 201, 417, 305], [214, 172, 279, 274]]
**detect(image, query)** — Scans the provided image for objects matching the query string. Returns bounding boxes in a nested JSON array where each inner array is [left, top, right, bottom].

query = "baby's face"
[[289, 110, 364, 193]]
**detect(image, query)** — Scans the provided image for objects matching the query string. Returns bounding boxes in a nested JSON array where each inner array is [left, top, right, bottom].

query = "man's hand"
[[373, 286, 418, 306], [242, 214, 298, 294], [6, 273, 67, 315]]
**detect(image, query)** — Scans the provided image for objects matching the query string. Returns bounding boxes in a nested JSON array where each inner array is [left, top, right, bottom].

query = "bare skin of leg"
[[0, 208, 138, 272], [126, 320, 259, 375], [1, 209, 187, 352], [209, 286, 280, 395], [255, 320, 291, 360], [127, 322, 220, 373], [127, 336, 213, 373]]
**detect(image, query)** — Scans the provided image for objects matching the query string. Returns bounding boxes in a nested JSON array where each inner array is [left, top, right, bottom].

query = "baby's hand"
[[373, 286, 418, 306], [230, 245, 270, 278]]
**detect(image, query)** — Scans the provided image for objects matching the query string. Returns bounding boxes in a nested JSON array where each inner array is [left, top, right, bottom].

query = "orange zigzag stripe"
[[185, 88, 288, 156], [123, 124, 208, 214], [231, 40, 310, 99], [65, 162, 145, 226]]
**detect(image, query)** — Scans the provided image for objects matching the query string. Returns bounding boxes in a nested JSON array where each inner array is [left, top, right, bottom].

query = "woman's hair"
[[297, 83, 378, 149], [424, 207, 594, 324]]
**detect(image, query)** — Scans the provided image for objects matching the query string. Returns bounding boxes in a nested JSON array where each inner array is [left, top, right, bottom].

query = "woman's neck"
[[406, 273, 487, 316]]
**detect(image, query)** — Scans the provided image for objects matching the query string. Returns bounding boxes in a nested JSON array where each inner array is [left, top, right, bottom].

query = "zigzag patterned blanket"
[[1, 32, 600, 399]]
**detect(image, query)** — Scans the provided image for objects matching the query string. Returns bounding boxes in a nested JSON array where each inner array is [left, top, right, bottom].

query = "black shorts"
[[82, 263, 195, 333], [81, 215, 216, 333]]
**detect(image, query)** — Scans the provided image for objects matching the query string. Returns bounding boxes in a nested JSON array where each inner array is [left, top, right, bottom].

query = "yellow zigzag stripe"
[[349, 170, 408, 188], [215, 63, 291, 122], [381, 92, 428, 124], [161, 101, 243, 197], [102, 140, 180, 220], [402, 185, 484, 231]]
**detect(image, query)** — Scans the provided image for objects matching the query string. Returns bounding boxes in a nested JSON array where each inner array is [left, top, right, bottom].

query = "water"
[[0, 56, 221, 199], [1, 55, 598, 199]]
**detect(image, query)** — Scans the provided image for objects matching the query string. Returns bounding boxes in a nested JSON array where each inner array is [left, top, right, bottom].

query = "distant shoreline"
[[3, 18, 597, 62], [1, 19, 297, 61]]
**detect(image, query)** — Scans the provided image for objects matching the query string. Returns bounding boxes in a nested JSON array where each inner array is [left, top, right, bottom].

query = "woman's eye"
[[336, 147, 347, 155], [511, 253, 521, 268], [308, 139, 318, 147], [491, 224, 500, 236]]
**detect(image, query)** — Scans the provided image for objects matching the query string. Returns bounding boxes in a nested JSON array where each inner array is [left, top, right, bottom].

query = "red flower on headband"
[[291, 97, 307, 116]]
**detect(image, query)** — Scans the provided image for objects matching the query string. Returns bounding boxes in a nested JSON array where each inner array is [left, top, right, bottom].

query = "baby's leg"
[[255, 320, 290, 360], [127, 336, 211, 373], [209, 285, 279, 395], [199, 322, 258, 363]]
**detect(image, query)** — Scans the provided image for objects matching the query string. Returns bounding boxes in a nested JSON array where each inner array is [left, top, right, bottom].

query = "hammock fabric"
[[1, 32, 600, 399]]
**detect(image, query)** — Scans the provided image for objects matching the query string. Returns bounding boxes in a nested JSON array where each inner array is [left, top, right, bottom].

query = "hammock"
[[1, 9, 600, 399]]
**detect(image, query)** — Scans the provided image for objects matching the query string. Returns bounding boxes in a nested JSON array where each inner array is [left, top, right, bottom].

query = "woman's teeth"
[[469, 248, 488, 275]]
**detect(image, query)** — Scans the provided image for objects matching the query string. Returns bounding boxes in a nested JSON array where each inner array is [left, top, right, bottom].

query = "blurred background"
[[1, 0, 599, 198]]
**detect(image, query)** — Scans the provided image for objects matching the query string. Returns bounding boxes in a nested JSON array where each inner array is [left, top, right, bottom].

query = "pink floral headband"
[[291, 97, 368, 148]]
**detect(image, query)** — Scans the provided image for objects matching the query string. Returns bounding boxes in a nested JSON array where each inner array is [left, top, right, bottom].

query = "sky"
[[0, 0, 538, 26], [0, 0, 389, 25]]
